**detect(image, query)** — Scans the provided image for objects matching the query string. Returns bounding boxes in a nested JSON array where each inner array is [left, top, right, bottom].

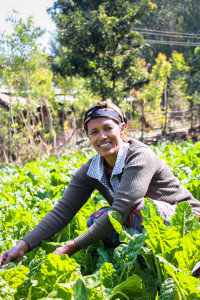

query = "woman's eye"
[[105, 126, 112, 131], [90, 130, 98, 135]]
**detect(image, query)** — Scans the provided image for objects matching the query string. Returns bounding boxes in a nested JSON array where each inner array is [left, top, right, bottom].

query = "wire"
[[133, 28, 200, 47], [133, 28, 200, 38], [136, 31, 200, 40], [144, 39, 200, 47]]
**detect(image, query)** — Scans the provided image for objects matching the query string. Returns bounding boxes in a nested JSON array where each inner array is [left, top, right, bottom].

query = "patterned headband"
[[83, 100, 127, 131]]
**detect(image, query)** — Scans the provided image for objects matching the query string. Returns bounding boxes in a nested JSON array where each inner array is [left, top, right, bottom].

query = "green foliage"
[[139, 0, 200, 98], [48, 0, 155, 101], [169, 52, 190, 111], [152, 140, 200, 200], [0, 11, 57, 163], [0, 10, 45, 95], [0, 141, 200, 298], [15, 254, 79, 299]]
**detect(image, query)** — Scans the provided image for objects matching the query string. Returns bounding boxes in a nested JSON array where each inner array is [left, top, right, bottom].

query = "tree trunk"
[[42, 97, 57, 150], [2, 145, 9, 164], [40, 101, 45, 129], [20, 109, 32, 142], [10, 99, 19, 160], [26, 70, 34, 149]]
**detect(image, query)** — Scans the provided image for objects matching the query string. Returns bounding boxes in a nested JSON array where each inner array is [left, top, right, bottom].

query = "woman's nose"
[[98, 130, 107, 139]]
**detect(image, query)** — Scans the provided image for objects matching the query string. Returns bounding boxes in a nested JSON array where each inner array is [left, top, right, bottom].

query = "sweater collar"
[[87, 141, 129, 192]]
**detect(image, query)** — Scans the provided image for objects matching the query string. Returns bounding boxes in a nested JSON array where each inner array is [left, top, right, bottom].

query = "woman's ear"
[[120, 123, 126, 137]]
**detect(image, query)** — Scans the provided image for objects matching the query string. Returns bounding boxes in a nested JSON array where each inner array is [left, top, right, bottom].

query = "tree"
[[48, 0, 155, 102], [0, 11, 57, 162], [169, 51, 190, 111], [136, 0, 200, 102], [139, 0, 200, 62]]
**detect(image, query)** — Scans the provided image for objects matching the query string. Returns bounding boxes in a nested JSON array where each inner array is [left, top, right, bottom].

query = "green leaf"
[[159, 278, 176, 300], [141, 198, 162, 221], [108, 211, 123, 234], [141, 200, 180, 257], [55, 285, 74, 299], [157, 255, 200, 300], [15, 254, 79, 299], [40, 283, 74, 299], [0, 279, 16, 299], [100, 263, 119, 288], [109, 274, 151, 300], [90, 286, 107, 300], [174, 226, 200, 272], [81, 271, 101, 290], [170, 202, 199, 237], [72, 278, 91, 300], [0, 265, 29, 291]]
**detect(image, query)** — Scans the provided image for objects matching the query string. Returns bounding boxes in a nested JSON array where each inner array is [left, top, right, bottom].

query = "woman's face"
[[87, 117, 126, 165]]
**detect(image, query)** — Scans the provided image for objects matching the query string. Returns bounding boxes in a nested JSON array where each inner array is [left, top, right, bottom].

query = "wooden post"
[[163, 80, 168, 135], [40, 101, 45, 129], [190, 104, 194, 129], [141, 98, 145, 142], [42, 97, 57, 150], [198, 104, 200, 127]]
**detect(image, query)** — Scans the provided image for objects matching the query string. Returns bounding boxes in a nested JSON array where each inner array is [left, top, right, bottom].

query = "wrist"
[[16, 240, 30, 254], [66, 240, 81, 256]]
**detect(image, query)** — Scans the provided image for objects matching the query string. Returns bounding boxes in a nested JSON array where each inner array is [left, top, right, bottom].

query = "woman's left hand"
[[53, 240, 81, 257]]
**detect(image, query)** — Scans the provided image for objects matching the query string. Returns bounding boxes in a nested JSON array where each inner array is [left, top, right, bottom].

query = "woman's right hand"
[[0, 240, 29, 269]]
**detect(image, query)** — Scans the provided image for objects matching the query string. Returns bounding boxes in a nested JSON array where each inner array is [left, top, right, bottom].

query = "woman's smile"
[[98, 141, 112, 148]]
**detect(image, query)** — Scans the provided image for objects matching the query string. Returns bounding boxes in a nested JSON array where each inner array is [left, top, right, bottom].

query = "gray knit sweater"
[[22, 139, 200, 250]]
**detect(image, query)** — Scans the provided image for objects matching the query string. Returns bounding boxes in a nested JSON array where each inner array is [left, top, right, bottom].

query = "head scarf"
[[83, 100, 129, 142]]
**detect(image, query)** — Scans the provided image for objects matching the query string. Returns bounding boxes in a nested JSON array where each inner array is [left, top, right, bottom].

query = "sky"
[[0, 0, 56, 51]]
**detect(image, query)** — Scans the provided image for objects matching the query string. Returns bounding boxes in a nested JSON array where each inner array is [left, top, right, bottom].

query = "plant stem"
[[155, 256, 163, 290]]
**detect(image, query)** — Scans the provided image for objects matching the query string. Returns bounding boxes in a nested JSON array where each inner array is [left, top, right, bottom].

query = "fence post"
[[198, 104, 200, 127], [163, 80, 168, 135], [190, 104, 194, 129], [141, 98, 145, 142], [164, 105, 168, 136]]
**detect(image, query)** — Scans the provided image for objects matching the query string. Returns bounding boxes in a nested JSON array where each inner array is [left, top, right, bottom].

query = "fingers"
[[0, 247, 20, 268], [17, 254, 23, 263], [0, 242, 29, 268], [53, 242, 81, 257], [0, 252, 11, 269], [53, 246, 67, 255]]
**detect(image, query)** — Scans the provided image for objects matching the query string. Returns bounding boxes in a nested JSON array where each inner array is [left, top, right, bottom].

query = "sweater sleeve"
[[75, 147, 158, 249], [22, 162, 94, 250]]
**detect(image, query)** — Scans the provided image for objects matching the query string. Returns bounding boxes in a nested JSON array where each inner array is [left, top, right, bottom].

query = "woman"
[[1, 100, 200, 268]]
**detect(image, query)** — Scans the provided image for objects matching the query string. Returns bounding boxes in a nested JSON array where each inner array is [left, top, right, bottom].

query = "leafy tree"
[[137, 0, 200, 100], [48, 0, 156, 102], [139, 0, 200, 61], [0, 11, 57, 162], [188, 46, 200, 97], [169, 51, 190, 111]]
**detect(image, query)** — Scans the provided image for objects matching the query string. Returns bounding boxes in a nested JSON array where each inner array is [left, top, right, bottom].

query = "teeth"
[[99, 143, 110, 147]]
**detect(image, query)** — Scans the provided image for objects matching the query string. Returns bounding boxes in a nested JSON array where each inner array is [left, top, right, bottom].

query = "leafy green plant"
[[0, 141, 200, 299]]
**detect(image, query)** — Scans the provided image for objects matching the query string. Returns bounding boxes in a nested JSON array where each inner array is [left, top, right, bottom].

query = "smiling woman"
[[1, 100, 200, 273], [87, 118, 125, 171]]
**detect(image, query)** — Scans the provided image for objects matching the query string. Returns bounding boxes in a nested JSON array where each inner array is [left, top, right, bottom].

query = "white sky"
[[0, 0, 56, 51]]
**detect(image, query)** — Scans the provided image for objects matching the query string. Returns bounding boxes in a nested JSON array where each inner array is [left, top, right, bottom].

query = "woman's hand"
[[0, 240, 29, 269], [53, 240, 81, 257]]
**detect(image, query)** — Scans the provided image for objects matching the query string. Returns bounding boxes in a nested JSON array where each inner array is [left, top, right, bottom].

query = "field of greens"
[[0, 141, 200, 299]]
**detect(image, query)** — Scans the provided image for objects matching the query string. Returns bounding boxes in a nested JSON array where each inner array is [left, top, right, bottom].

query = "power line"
[[133, 28, 200, 38], [144, 39, 200, 47], [136, 31, 200, 40], [133, 28, 200, 47]]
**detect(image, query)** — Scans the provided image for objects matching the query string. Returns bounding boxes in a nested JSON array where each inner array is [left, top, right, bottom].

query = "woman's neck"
[[104, 159, 115, 175]]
